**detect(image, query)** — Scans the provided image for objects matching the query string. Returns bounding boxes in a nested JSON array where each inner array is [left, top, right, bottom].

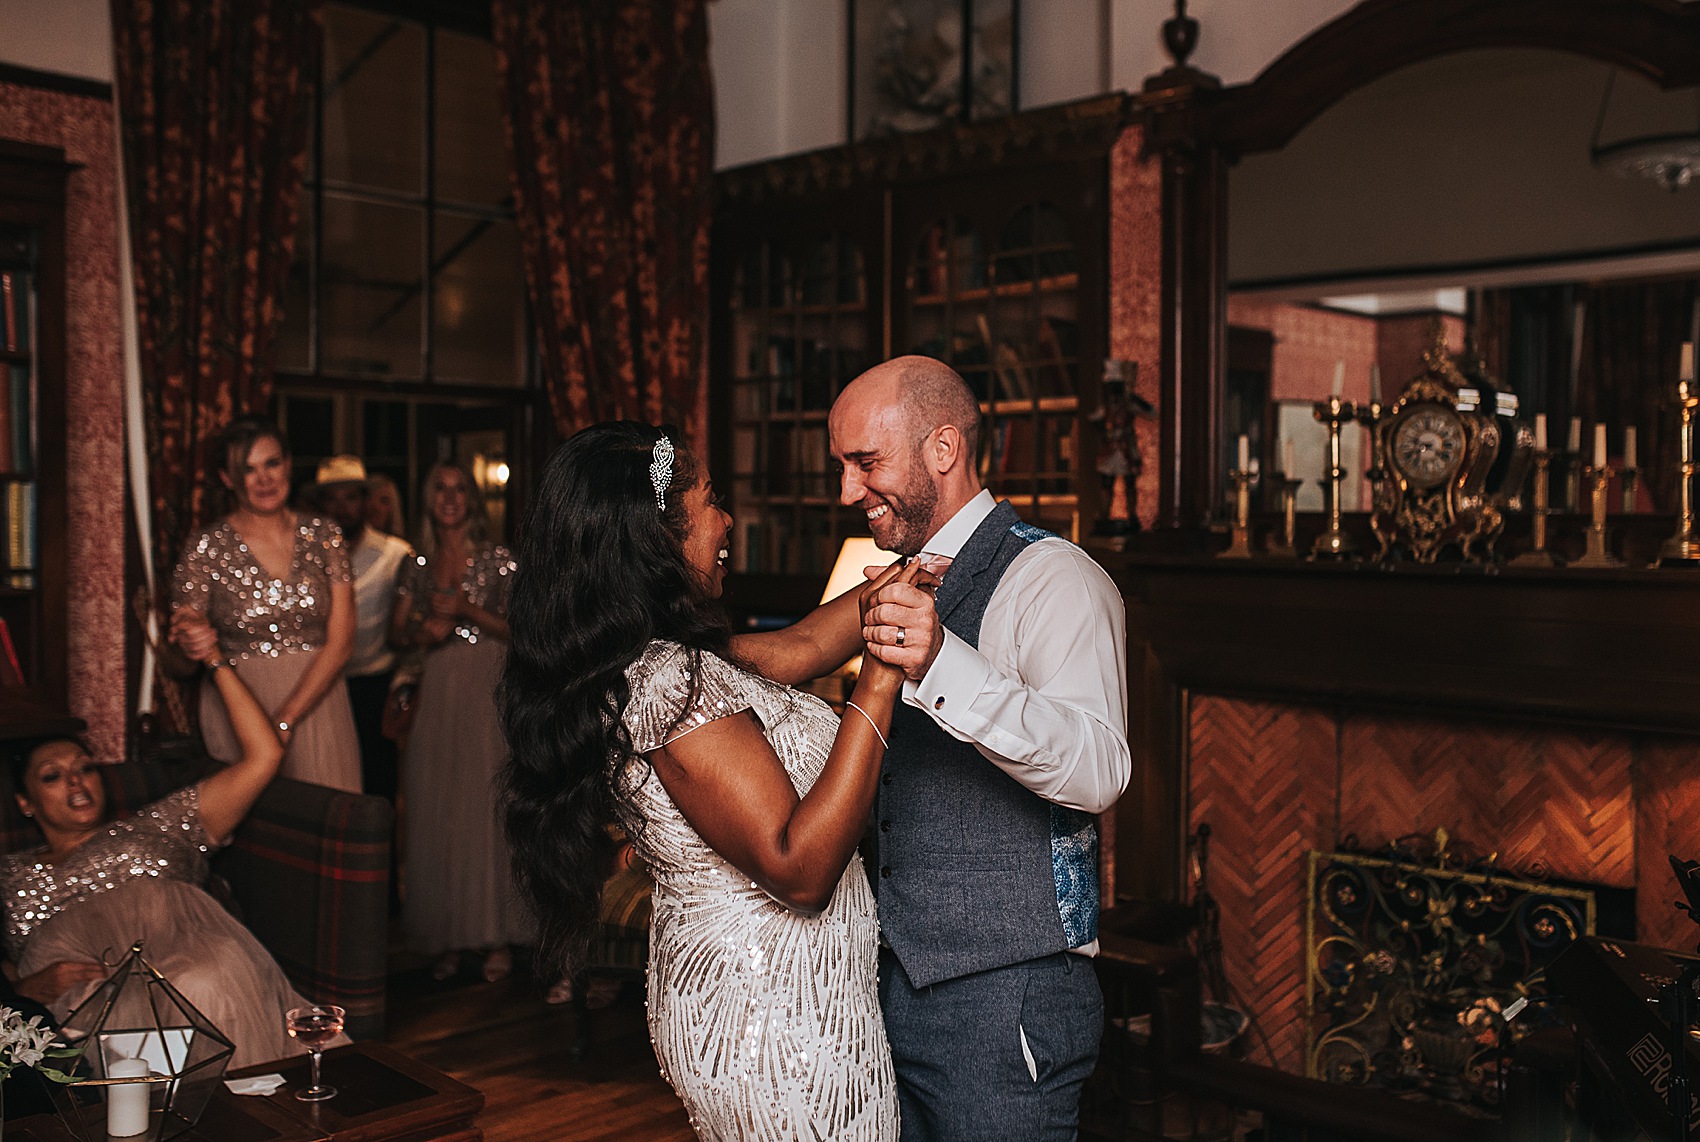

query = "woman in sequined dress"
[[2, 634, 334, 1067], [394, 462, 528, 984], [169, 417, 362, 794], [503, 423, 927, 1142]]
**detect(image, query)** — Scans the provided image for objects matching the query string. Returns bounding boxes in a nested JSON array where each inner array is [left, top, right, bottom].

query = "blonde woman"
[[392, 463, 526, 982]]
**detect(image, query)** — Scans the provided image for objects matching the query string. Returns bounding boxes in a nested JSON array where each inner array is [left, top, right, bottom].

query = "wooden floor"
[[383, 964, 694, 1142]]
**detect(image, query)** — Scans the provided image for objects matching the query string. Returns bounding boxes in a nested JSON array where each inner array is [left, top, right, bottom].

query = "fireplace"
[[1107, 555, 1700, 1085]]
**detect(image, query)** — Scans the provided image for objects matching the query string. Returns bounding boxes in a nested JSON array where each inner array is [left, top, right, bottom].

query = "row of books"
[[906, 315, 1080, 403], [0, 270, 29, 354], [734, 516, 845, 576], [981, 416, 1075, 491], [2, 480, 34, 574], [0, 363, 33, 475]]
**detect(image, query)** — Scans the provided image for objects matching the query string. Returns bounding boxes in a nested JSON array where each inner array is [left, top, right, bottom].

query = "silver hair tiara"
[[650, 435, 675, 510]]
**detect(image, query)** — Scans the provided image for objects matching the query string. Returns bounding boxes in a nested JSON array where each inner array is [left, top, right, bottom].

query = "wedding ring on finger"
[[894, 626, 906, 648]]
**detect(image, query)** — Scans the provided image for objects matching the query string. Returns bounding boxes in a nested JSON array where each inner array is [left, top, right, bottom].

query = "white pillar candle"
[[1368, 364, 1381, 404], [1534, 414, 1547, 450], [1594, 422, 1608, 468], [1284, 437, 1296, 478], [1682, 341, 1695, 384], [1568, 417, 1582, 453], [1237, 434, 1250, 471], [1625, 425, 1638, 469], [106, 1058, 151, 1137], [1330, 360, 1345, 397]]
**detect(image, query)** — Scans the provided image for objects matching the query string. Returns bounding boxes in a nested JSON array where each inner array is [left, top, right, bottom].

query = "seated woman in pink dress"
[[3, 623, 334, 1067]]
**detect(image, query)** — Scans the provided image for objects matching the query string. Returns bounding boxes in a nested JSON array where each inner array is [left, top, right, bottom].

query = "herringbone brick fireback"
[[1188, 693, 1696, 1076]]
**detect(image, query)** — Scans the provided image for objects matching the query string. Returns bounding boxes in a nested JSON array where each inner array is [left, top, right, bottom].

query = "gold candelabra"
[[1268, 476, 1302, 558], [1510, 450, 1556, 567], [1219, 468, 1255, 559], [1310, 395, 1357, 559], [1657, 376, 1700, 566], [1570, 463, 1624, 568]]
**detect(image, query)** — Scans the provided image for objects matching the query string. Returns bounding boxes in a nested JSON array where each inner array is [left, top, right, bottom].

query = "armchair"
[[0, 740, 392, 1040]]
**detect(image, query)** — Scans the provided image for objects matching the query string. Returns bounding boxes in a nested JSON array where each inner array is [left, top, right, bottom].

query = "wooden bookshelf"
[[0, 141, 71, 719]]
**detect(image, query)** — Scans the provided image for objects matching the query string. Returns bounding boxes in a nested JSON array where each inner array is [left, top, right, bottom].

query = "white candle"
[[1237, 434, 1250, 471], [1593, 423, 1607, 468], [1331, 360, 1345, 397], [1682, 341, 1695, 384], [1625, 425, 1638, 469], [1534, 414, 1547, 450], [107, 1058, 151, 1137], [1568, 417, 1582, 453], [1284, 437, 1296, 478], [1369, 364, 1381, 404]]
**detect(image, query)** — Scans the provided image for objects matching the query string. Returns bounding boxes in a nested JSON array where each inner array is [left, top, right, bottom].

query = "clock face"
[[1392, 405, 1466, 489]]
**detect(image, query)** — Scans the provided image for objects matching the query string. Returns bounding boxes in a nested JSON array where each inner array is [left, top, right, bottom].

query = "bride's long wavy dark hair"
[[500, 421, 730, 979]]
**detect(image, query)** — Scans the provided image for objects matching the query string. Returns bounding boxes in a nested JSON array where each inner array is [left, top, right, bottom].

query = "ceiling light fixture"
[[1590, 68, 1700, 192]]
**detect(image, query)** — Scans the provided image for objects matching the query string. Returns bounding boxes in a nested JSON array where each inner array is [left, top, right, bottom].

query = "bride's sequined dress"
[[616, 641, 898, 1142]]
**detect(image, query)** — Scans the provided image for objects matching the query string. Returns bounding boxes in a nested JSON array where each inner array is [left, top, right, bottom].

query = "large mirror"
[[1220, 47, 1700, 534]]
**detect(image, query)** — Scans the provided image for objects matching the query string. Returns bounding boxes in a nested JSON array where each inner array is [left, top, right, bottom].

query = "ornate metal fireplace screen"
[[1305, 846, 1595, 1112]]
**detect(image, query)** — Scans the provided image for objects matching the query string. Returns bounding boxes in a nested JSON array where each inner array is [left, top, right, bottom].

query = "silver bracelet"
[[844, 700, 889, 750]]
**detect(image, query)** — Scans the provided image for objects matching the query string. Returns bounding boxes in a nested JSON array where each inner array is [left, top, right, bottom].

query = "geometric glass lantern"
[[47, 942, 233, 1141]]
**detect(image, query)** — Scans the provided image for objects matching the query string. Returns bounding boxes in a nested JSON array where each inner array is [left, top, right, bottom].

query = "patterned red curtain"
[[492, 0, 714, 439], [113, 0, 320, 727]]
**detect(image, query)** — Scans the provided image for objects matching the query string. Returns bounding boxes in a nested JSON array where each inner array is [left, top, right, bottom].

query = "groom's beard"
[[874, 473, 938, 558]]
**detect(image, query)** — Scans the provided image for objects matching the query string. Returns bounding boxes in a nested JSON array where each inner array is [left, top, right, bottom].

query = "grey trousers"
[[879, 948, 1103, 1141]]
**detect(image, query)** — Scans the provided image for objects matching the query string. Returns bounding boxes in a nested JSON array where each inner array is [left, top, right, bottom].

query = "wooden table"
[[10, 1041, 483, 1142]]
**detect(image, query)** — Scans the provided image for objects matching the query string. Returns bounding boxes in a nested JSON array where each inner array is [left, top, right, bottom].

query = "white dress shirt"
[[348, 529, 413, 677], [902, 489, 1131, 816]]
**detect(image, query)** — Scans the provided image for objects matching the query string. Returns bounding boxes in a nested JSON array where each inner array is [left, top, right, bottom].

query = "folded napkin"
[[224, 1073, 287, 1096]]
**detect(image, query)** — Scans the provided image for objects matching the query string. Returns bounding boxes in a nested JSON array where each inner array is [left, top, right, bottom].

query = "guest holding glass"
[[393, 462, 526, 982], [169, 416, 362, 794]]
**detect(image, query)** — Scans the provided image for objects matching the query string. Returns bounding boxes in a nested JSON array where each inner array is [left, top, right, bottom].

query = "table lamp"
[[821, 537, 898, 683]]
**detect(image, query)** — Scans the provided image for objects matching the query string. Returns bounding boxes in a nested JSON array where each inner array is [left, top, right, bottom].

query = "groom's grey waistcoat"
[[874, 499, 1099, 989]]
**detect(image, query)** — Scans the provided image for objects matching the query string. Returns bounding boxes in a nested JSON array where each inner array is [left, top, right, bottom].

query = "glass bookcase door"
[[902, 201, 1082, 540], [0, 226, 37, 594], [729, 233, 873, 574]]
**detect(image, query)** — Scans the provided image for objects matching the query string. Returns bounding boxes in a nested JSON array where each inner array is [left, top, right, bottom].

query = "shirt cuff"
[[907, 629, 995, 728]]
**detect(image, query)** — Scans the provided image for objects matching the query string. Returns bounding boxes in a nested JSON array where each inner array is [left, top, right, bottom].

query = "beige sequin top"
[[172, 515, 352, 660], [396, 542, 515, 645], [612, 640, 897, 1141], [1, 786, 219, 959]]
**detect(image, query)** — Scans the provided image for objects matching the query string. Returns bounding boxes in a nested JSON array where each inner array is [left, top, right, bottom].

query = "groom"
[[829, 356, 1131, 1140]]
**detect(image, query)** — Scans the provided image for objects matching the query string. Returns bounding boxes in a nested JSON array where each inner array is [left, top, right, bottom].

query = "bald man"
[[829, 356, 1130, 1141]]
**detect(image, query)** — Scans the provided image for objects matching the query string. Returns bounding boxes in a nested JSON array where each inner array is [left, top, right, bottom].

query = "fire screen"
[[1305, 842, 1594, 1112]]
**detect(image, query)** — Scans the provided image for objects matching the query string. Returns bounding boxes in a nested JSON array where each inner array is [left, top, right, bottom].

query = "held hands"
[[169, 609, 221, 667], [860, 560, 943, 682]]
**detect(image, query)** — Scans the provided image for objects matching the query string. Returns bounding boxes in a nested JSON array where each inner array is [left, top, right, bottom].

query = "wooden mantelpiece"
[[1113, 555, 1700, 735], [1104, 552, 1700, 902]]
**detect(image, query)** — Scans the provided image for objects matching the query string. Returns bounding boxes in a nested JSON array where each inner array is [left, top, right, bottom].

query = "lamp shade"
[[820, 537, 898, 604]]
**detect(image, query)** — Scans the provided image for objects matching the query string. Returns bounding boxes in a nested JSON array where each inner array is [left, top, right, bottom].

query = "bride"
[[502, 422, 927, 1140]]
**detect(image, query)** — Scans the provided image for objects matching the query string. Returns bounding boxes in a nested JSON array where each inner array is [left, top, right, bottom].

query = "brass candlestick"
[[1570, 463, 1624, 568], [1563, 450, 1583, 513], [1310, 395, 1357, 560], [1268, 476, 1302, 558], [1658, 377, 1700, 565], [1510, 450, 1556, 567], [1218, 468, 1255, 559]]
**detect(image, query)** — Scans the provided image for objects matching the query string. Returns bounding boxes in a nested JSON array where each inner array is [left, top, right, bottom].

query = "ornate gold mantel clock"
[[1370, 331, 1505, 562]]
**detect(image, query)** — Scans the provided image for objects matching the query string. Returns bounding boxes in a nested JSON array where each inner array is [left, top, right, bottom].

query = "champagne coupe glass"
[[285, 1004, 345, 1101]]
